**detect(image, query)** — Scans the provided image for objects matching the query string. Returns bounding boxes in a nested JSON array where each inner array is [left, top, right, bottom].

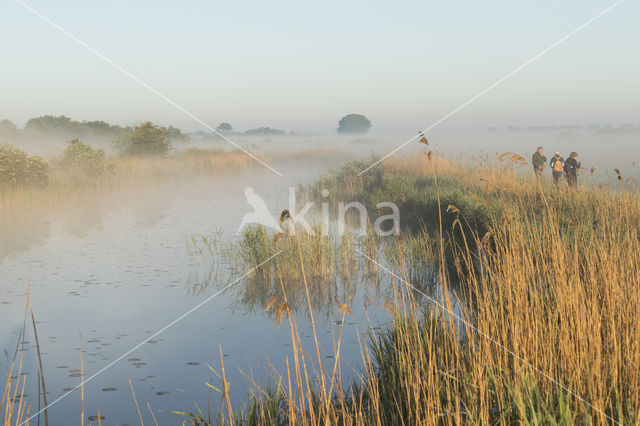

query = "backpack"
[[553, 158, 564, 173]]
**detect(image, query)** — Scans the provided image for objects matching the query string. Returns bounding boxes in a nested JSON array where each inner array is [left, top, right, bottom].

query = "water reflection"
[[0, 209, 50, 262], [184, 227, 458, 330]]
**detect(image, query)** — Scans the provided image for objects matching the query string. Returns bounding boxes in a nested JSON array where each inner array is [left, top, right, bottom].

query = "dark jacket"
[[564, 157, 581, 175], [532, 152, 547, 170]]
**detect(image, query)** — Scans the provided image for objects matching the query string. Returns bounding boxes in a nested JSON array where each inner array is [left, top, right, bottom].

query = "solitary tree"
[[216, 122, 233, 134], [118, 122, 171, 156], [337, 114, 372, 134]]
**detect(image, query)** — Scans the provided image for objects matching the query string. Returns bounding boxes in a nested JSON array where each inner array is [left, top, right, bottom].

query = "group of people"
[[532, 147, 581, 187]]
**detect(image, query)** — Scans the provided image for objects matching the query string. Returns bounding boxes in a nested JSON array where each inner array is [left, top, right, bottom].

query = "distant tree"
[[79, 120, 129, 139], [0, 119, 18, 142], [243, 126, 286, 136], [117, 122, 171, 156], [0, 144, 49, 188], [60, 139, 106, 176], [164, 126, 190, 143], [216, 122, 233, 134], [337, 114, 372, 134], [83, 120, 111, 132], [25, 115, 74, 137], [24, 115, 129, 140]]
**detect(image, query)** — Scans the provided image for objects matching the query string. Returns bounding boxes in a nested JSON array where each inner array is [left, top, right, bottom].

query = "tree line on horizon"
[[0, 115, 189, 145], [0, 112, 374, 146], [0, 113, 372, 190]]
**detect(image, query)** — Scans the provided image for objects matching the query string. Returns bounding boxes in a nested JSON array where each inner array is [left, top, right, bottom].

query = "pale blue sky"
[[1, 1, 638, 132]]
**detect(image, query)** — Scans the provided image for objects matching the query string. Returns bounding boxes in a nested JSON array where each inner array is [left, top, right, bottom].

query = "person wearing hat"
[[531, 146, 547, 181], [549, 151, 565, 186]]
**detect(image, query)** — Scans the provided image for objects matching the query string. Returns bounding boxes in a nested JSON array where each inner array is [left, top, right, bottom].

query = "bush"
[[0, 144, 49, 188], [116, 121, 171, 156], [59, 139, 106, 176]]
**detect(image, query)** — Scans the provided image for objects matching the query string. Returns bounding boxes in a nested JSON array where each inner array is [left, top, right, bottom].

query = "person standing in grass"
[[550, 151, 565, 186], [564, 151, 581, 188], [531, 146, 547, 181]]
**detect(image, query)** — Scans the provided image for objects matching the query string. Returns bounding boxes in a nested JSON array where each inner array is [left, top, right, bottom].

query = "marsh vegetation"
[[181, 151, 640, 425], [3, 144, 639, 425]]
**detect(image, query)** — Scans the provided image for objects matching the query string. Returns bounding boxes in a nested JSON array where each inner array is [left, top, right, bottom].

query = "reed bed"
[[182, 152, 640, 425], [188, 223, 368, 322], [204, 223, 369, 283]]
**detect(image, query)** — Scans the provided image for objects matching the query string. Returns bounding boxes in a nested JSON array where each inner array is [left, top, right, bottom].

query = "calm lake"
[[0, 157, 413, 425]]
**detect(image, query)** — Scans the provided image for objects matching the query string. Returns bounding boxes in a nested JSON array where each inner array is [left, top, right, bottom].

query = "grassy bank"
[[183, 152, 639, 425]]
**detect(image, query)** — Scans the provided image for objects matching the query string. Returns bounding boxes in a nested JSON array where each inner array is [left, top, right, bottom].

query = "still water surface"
[[1, 159, 413, 425]]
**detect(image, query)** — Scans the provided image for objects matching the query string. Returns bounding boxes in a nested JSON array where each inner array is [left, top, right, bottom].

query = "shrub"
[[116, 121, 171, 156], [0, 144, 49, 188], [59, 139, 106, 176]]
